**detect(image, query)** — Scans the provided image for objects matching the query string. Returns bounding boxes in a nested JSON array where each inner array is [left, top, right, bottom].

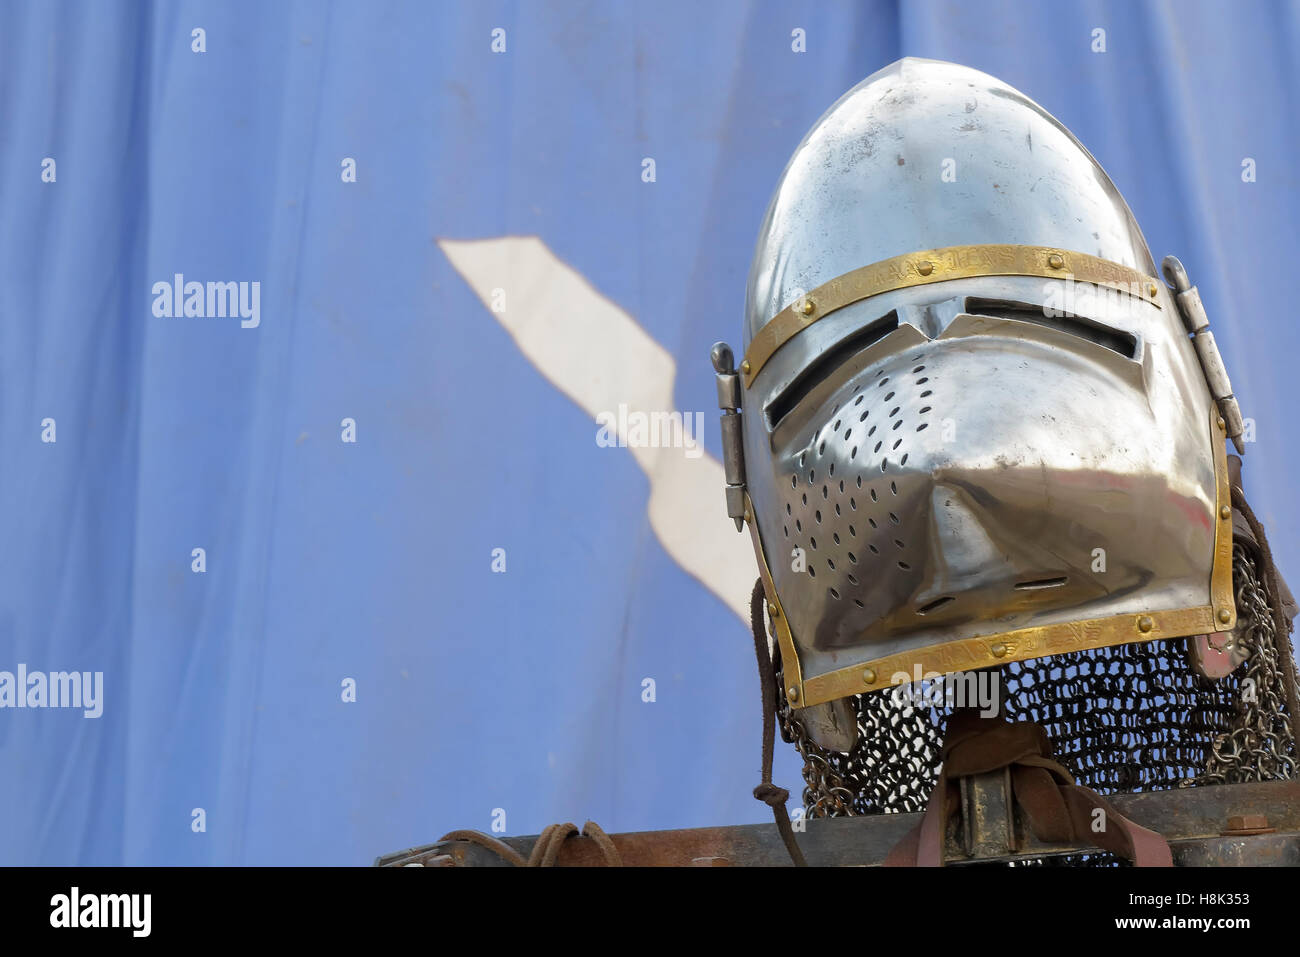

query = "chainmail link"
[[776, 543, 1297, 822]]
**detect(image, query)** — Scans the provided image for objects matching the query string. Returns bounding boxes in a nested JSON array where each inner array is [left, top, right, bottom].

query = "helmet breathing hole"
[[1015, 577, 1068, 591], [916, 596, 953, 615]]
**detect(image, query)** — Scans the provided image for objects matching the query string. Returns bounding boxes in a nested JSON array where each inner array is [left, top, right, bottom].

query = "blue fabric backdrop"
[[1, 0, 1297, 864]]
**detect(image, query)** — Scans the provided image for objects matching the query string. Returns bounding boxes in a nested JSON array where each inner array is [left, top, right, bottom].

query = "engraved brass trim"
[[743, 244, 1162, 387], [805, 605, 1220, 705], [752, 407, 1233, 709], [1209, 406, 1236, 625]]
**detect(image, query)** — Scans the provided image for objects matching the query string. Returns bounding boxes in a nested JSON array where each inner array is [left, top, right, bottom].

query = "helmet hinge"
[[711, 342, 748, 531], [1162, 255, 1246, 453]]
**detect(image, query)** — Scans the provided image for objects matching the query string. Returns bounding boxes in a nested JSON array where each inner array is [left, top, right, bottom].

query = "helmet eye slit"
[[962, 297, 1138, 359], [764, 311, 900, 428]]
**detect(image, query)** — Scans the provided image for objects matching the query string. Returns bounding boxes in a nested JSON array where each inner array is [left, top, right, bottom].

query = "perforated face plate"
[[777, 347, 938, 647], [746, 284, 1218, 692]]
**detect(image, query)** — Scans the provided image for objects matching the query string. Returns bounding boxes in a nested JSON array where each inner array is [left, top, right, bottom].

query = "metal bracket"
[[958, 768, 1017, 859]]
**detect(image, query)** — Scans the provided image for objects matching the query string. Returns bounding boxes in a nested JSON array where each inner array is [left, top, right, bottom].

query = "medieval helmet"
[[712, 58, 1248, 744]]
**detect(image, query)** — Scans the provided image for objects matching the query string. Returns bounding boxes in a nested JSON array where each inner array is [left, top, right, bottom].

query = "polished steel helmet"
[[712, 58, 1246, 732]]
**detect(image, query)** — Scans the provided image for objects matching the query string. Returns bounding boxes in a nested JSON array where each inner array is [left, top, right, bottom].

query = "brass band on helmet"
[[742, 244, 1163, 388]]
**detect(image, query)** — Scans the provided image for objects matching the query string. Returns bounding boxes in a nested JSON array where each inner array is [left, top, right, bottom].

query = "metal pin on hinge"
[[710, 342, 748, 531], [1162, 256, 1246, 454]]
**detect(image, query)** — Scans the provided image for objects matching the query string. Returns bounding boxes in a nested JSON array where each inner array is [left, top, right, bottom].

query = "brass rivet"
[[767, 602, 779, 618], [1220, 505, 1232, 520], [916, 260, 933, 276], [1217, 416, 1226, 431], [1137, 615, 1154, 633], [862, 668, 876, 685], [990, 642, 1007, 658], [800, 298, 815, 316], [1047, 253, 1064, 269], [741, 360, 751, 375], [786, 686, 799, 703], [1218, 608, 1232, 624]]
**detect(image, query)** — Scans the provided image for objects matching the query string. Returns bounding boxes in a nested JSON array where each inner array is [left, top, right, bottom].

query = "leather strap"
[[885, 709, 1172, 867]]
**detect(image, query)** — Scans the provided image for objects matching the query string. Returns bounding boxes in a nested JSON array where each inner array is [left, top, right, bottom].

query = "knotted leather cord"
[[578, 820, 624, 866], [884, 709, 1173, 867], [435, 821, 622, 867], [750, 578, 808, 866]]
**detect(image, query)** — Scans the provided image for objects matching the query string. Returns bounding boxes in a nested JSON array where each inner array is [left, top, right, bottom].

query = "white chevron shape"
[[439, 235, 753, 624]]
